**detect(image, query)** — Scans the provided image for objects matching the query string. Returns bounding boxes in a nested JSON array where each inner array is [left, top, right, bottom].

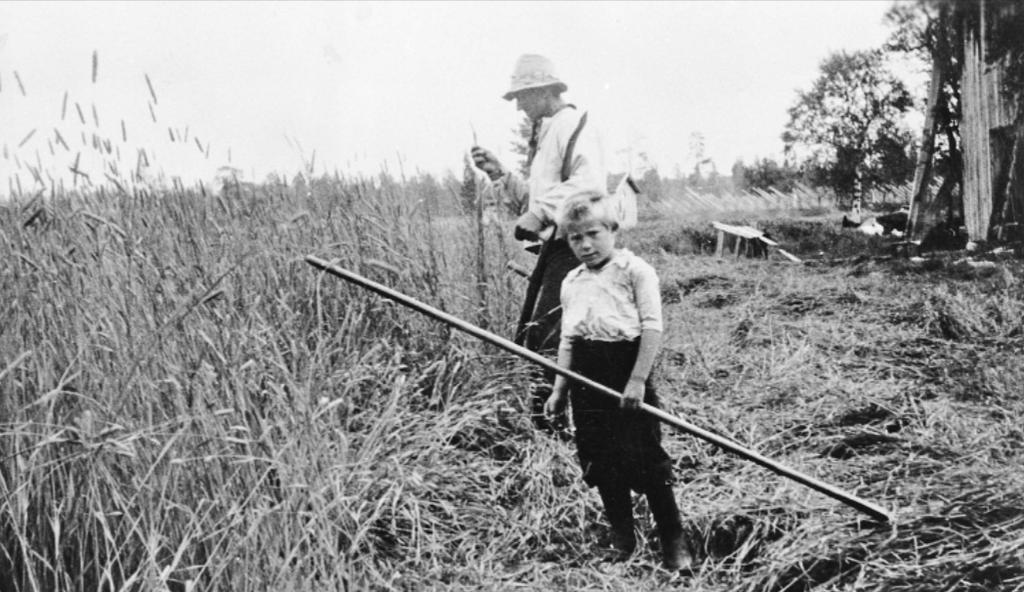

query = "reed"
[[16, 129, 36, 149], [13, 70, 25, 96]]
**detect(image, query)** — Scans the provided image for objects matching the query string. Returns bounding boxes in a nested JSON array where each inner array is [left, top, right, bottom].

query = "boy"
[[543, 192, 692, 571]]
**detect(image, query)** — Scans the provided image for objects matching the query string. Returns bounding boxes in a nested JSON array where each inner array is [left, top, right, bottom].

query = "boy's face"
[[565, 219, 616, 269]]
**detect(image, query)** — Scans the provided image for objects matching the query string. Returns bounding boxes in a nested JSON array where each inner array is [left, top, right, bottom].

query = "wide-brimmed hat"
[[502, 54, 568, 101]]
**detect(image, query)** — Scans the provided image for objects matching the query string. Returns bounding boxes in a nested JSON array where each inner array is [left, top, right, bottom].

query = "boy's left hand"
[[621, 378, 645, 410]]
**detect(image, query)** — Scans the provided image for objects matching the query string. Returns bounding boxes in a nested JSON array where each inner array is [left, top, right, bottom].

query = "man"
[[472, 54, 607, 434]]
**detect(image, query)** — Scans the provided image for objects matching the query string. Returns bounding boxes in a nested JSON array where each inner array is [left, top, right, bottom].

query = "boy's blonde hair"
[[556, 190, 619, 237]]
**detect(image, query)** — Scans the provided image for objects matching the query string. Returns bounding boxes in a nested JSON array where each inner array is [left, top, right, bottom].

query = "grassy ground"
[[2, 183, 1024, 591]]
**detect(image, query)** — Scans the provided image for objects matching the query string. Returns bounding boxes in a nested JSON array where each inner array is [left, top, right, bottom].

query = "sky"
[[0, 1, 922, 194]]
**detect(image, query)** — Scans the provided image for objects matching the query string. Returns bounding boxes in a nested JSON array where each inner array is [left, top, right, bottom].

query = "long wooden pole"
[[907, 52, 943, 242], [306, 255, 894, 524]]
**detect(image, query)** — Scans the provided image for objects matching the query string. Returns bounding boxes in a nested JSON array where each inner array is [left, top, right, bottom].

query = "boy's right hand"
[[471, 146, 505, 180]]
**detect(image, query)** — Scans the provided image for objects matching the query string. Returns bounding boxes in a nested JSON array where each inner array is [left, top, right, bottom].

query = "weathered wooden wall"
[[960, 1, 1020, 241], [961, 28, 994, 240], [985, 60, 1018, 130]]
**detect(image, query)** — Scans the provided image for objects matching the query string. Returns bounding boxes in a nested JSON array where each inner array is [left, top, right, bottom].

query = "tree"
[[639, 167, 663, 201], [783, 49, 917, 203], [511, 114, 534, 177], [893, 0, 1024, 102], [688, 132, 706, 165], [744, 157, 800, 193], [460, 156, 479, 213], [407, 171, 444, 212], [883, 0, 961, 185], [731, 159, 748, 192]]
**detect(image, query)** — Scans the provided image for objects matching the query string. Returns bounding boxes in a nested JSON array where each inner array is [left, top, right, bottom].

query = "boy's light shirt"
[[559, 249, 662, 351]]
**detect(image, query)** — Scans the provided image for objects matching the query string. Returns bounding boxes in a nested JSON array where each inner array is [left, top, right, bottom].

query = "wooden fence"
[[650, 183, 834, 217]]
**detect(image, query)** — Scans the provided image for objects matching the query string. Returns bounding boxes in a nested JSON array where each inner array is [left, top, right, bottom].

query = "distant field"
[[2, 180, 1022, 591]]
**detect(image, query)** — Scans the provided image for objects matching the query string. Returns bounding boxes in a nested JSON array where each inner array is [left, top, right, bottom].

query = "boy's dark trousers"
[[598, 480, 684, 558], [522, 239, 578, 434]]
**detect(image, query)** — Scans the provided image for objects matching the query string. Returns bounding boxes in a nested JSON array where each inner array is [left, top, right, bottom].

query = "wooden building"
[[910, 0, 1024, 244], [960, 0, 1021, 241]]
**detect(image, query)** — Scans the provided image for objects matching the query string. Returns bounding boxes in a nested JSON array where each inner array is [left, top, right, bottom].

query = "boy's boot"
[[646, 482, 693, 572], [598, 484, 636, 558]]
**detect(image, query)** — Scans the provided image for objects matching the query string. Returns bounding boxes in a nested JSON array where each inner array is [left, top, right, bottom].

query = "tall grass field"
[[2, 174, 1024, 591]]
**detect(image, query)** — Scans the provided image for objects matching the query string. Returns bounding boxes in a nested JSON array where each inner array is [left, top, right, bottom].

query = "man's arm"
[[472, 146, 530, 221], [494, 173, 530, 220]]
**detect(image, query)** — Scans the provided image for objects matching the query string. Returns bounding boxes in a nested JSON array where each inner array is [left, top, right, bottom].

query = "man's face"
[[514, 87, 548, 121]]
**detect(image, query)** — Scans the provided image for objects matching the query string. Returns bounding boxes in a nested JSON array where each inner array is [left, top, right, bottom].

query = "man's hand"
[[514, 211, 544, 241], [621, 377, 645, 410], [471, 146, 505, 180]]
